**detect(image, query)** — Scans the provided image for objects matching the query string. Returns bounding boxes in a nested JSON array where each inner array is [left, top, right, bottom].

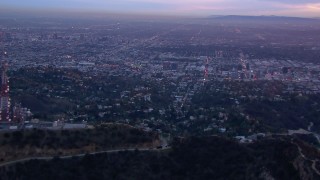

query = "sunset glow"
[[0, 0, 319, 17]]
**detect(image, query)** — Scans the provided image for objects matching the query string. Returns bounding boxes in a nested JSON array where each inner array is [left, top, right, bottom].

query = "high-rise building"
[[0, 51, 10, 122]]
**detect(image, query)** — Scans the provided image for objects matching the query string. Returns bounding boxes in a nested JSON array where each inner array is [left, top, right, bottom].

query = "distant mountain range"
[[207, 15, 319, 22]]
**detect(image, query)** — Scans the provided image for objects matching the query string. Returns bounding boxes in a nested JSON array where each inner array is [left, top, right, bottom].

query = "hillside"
[[0, 124, 159, 164], [208, 15, 318, 22], [1, 136, 319, 180]]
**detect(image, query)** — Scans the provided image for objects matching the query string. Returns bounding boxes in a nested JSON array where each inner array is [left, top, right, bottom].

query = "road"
[[291, 139, 320, 176], [266, 131, 320, 176], [0, 146, 171, 167], [0, 135, 171, 167]]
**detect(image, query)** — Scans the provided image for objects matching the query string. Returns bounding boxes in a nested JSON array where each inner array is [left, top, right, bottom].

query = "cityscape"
[[1, 18, 320, 134], [0, 1, 320, 179]]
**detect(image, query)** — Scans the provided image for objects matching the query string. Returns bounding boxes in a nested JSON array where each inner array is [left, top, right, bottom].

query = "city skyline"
[[1, 0, 320, 18]]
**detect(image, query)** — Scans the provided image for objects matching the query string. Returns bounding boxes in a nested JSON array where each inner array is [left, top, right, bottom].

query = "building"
[[12, 103, 31, 123], [0, 52, 10, 122]]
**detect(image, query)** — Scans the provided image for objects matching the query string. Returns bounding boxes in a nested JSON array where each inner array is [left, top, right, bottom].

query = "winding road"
[[291, 139, 320, 176], [0, 135, 171, 167], [0, 146, 171, 167]]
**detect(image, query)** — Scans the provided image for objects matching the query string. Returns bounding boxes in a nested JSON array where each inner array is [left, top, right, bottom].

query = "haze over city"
[[1, 0, 320, 17]]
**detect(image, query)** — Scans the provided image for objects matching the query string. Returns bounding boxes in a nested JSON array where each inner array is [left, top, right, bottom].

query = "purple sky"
[[1, 0, 320, 17]]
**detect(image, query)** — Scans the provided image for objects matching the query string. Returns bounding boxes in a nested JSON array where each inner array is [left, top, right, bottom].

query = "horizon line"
[[1, 7, 319, 19]]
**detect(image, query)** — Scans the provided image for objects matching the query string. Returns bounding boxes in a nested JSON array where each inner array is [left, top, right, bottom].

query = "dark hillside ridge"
[[207, 15, 319, 23], [1, 136, 319, 180]]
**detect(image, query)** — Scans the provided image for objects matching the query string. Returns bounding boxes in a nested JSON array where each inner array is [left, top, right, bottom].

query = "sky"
[[1, 0, 320, 17]]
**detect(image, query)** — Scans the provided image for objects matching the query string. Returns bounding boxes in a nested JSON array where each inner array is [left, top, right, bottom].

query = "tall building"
[[0, 51, 10, 122]]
